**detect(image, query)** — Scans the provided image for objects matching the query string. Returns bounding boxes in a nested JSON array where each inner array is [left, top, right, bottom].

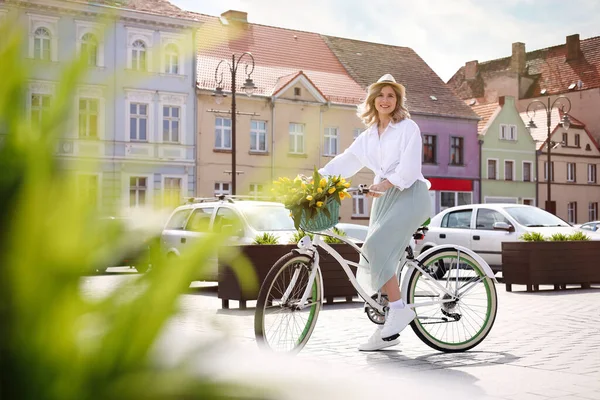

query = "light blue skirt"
[[357, 180, 431, 293]]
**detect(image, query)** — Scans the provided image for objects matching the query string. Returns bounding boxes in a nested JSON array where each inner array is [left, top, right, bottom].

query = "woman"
[[318, 74, 430, 351]]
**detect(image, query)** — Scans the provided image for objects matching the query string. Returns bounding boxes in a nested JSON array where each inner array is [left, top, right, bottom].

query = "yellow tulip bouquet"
[[272, 168, 351, 231]]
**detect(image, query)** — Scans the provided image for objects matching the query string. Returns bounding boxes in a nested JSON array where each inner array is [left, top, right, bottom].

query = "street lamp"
[[526, 95, 572, 214], [213, 52, 256, 195]]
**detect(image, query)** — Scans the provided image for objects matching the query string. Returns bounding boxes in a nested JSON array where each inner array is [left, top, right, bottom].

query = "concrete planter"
[[218, 243, 360, 309], [501, 241, 600, 292]]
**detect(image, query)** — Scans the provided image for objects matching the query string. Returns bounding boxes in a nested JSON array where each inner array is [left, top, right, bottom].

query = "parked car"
[[161, 197, 298, 281], [575, 220, 600, 233], [95, 216, 163, 274], [414, 204, 599, 273], [335, 222, 369, 242]]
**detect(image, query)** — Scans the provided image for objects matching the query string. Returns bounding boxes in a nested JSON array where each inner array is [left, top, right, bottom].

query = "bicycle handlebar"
[[346, 184, 385, 195]]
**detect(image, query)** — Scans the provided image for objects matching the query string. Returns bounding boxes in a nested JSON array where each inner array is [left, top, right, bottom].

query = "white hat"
[[371, 74, 406, 97]]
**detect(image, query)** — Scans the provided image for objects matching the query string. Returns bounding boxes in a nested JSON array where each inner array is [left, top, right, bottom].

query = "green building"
[[472, 96, 537, 205]]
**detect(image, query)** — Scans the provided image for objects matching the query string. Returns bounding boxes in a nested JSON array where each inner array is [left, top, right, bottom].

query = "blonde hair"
[[357, 82, 410, 127]]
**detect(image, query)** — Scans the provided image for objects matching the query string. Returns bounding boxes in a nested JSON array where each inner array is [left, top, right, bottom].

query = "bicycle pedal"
[[382, 333, 399, 342]]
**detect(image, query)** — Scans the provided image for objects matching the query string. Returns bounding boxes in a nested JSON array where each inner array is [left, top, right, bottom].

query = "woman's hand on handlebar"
[[366, 180, 393, 198]]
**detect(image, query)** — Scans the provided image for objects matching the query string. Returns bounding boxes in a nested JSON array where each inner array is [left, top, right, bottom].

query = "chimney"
[[221, 10, 248, 24], [566, 34, 581, 61], [511, 42, 526, 76], [465, 60, 478, 80]]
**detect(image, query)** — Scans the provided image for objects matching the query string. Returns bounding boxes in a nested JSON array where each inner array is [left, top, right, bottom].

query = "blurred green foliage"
[[252, 232, 280, 245], [0, 21, 259, 400]]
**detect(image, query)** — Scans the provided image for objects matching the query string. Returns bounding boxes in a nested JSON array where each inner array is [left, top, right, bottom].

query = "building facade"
[[474, 96, 537, 205], [521, 109, 600, 224], [0, 0, 199, 214]]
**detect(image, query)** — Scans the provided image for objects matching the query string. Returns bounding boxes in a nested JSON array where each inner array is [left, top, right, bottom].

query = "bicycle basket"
[[299, 198, 340, 232]]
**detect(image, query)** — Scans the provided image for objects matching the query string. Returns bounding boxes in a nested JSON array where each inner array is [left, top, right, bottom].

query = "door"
[[470, 208, 517, 269], [437, 208, 473, 249]]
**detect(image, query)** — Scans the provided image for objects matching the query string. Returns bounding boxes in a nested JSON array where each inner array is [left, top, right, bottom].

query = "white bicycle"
[[254, 186, 498, 353]]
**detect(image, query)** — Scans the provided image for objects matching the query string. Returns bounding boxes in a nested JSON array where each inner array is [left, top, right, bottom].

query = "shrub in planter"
[[288, 229, 314, 244], [253, 232, 280, 244], [323, 227, 347, 244], [568, 231, 591, 241], [519, 232, 546, 241], [549, 233, 570, 241]]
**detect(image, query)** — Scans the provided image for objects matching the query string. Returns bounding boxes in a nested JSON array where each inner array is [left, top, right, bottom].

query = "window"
[[544, 161, 554, 182], [588, 164, 597, 183], [523, 199, 534, 206], [214, 182, 230, 196], [164, 43, 179, 74], [31, 94, 51, 125], [575, 134, 580, 147], [475, 209, 509, 230], [164, 177, 182, 205], [81, 33, 98, 66], [589, 202, 598, 222], [249, 183, 264, 199], [186, 208, 213, 232], [294, 87, 301, 96], [523, 162, 532, 182], [324, 127, 338, 156], [504, 160, 514, 181], [352, 193, 368, 217], [289, 123, 305, 154], [562, 132, 568, 147], [165, 209, 192, 230], [423, 135, 436, 164], [353, 128, 362, 140], [440, 191, 472, 210], [34, 27, 51, 61], [129, 103, 148, 142], [129, 177, 147, 207], [131, 40, 147, 71], [162, 106, 180, 143], [487, 159, 497, 180], [441, 209, 472, 229], [567, 202, 577, 224], [250, 120, 267, 152], [215, 118, 232, 150], [78, 98, 98, 138], [449, 136, 463, 165], [77, 174, 99, 209], [567, 163, 576, 182], [499, 124, 517, 141], [213, 207, 243, 234]]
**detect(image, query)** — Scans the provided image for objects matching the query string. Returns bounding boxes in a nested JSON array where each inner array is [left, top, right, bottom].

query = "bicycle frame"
[[291, 230, 492, 314]]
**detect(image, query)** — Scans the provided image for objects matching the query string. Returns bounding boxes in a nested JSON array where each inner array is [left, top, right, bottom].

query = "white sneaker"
[[381, 306, 416, 340], [358, 327, 400, 351]]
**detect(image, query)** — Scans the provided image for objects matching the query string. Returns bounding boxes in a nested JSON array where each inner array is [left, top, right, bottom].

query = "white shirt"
[[319, 119, 428, 190]]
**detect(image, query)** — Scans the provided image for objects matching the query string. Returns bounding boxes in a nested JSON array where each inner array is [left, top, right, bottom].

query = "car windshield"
[[242, 205, 296, 231], [504, 207, 570, 227]]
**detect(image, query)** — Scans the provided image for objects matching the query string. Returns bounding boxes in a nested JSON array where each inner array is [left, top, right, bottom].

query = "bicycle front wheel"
[[407, 248, 497, 352], [254, 252, 322, 353]]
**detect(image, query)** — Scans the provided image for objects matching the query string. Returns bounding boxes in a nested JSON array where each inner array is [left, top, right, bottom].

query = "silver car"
[[161, 197, 298, 280], [414, 203, 598, 273]]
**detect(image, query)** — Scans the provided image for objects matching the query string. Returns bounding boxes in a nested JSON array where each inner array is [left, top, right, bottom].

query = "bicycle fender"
[[401, 245, 498, 298]]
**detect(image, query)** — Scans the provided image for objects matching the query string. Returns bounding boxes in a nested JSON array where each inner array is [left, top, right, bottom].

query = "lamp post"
[[213, 52, 256, 195], [526, 95, 572, 214]]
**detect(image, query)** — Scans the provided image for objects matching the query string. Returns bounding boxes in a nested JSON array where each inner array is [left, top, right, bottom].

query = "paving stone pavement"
[[83, 270, 600, 400]]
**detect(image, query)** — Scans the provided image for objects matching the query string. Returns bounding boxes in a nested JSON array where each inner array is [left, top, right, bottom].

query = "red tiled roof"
[[78, 0, 204, 21], [468, 102, 500, 135], [195, 16, 366, 105], [322, 36, 480, 120], [448, 35, 600, 99]]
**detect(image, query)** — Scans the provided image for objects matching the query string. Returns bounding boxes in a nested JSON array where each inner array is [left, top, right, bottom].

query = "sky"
[[170, 0, 600, 82]]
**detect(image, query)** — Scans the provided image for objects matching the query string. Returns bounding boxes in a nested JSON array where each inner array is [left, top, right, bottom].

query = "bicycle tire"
[[254, 252, 322, 353], [406, 247, 498, 352]]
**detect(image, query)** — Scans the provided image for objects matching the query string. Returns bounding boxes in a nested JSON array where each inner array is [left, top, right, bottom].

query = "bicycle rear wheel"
[[254, 252, 322, 353], [406, 248, 497, 352]]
